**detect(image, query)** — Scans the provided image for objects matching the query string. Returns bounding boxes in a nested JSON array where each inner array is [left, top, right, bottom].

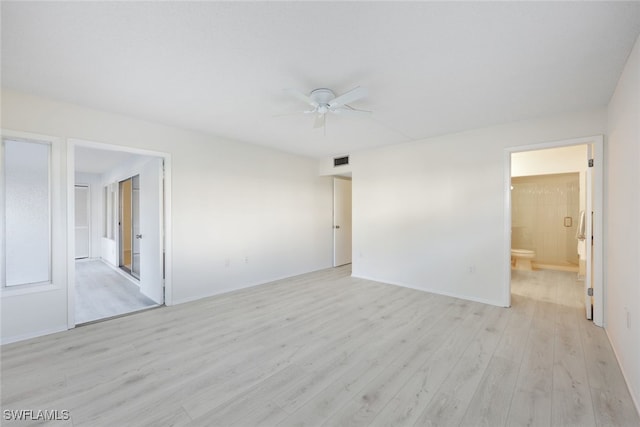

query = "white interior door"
[[585, 155, 594, 320], [139, 158, 164, 304], [74, 185, 90, 259], [333, 177, 352, 267]]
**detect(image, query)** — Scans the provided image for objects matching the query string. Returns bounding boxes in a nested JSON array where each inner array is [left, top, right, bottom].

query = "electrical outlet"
[[224, 258, 230, 267], [245, 256, 249, 264], [468, 265, 476, 274]]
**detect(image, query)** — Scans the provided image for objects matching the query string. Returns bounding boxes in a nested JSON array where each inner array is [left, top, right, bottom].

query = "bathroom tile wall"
[[512, 173, 580, 265]]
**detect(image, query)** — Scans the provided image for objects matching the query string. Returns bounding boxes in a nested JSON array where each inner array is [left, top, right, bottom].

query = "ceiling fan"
[[284, 86, 371, 129]]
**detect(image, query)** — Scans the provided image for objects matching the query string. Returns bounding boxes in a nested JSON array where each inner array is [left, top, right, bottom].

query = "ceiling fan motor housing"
[[310, 88, 336, 108]]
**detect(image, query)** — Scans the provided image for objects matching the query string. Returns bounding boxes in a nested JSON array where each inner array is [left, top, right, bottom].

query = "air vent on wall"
[[334, 156, 349, 167]]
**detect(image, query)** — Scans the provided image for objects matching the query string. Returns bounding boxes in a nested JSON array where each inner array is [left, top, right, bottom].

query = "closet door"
[[333, 177, 352, 267]]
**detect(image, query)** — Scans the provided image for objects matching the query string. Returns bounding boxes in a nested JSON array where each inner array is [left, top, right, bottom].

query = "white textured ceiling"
[[2, 2, 640, 158]]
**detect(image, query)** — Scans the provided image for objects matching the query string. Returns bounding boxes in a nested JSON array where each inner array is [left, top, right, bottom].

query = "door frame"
[[503, 135, 604, 326], [66, 139, 172, 329]]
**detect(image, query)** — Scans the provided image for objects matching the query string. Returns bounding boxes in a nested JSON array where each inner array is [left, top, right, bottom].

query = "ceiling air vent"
[[334, 156, 349, 167]]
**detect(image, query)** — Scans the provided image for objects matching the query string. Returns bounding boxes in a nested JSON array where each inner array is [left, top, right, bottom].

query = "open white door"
[[139, 157, 164, 304], [333, 177, 352, 267], [585, 164, 593, 320], [584, 141, 604, 324]]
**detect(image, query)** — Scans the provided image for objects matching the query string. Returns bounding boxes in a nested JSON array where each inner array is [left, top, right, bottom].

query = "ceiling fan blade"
[[284, 88, 319, 107], [328, 86, 368, 108], [332, 107, 372, 117], [313, 113, 326, 129]]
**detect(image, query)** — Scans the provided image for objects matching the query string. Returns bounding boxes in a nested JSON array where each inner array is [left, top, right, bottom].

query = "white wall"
[[606, 34, 640, 411], [511, 144, 587, 177], [1, 90, 333, 343], [75, 172, 102, 259], [350, 109, 606, 306]]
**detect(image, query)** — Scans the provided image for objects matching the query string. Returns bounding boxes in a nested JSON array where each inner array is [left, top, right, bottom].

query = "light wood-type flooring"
[[1, 266, 638, 426], [75, 260, 157, 324]]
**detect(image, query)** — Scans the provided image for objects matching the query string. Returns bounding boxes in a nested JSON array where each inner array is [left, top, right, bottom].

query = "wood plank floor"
[[75, 260, 157, 324], [1, 266, 638, 426]]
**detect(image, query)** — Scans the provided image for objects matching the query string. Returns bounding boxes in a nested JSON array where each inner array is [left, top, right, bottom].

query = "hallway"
[[75, 260, 157, 324]]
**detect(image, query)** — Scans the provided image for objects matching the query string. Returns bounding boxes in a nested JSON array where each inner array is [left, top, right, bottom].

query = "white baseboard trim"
[[1, 325, 68, 345], [351, 274, 506, 307], [171, 266, 333, 306], [172, 280, 271, 305], [605, 328, 640, 418]]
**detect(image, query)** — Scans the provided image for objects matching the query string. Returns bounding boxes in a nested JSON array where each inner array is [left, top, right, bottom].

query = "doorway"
[[504, 136, 603, 326], [119, 175, 140, 279], [68, 141, 171, 327]]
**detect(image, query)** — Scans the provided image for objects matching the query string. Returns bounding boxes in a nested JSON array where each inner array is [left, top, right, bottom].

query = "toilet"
[[511, 249, 535, 271]]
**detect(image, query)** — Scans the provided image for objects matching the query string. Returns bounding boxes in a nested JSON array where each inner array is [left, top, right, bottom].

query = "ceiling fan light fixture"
[[309, 88, 336, 106], [284, 85, 371, 131]]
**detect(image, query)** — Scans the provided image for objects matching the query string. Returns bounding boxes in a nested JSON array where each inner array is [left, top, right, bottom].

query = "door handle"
[[334, 225, 340, 229], [135, 234, 143, 239]]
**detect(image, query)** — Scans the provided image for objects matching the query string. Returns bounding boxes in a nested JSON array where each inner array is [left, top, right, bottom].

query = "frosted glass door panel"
[[4, 139, 51, 286]]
